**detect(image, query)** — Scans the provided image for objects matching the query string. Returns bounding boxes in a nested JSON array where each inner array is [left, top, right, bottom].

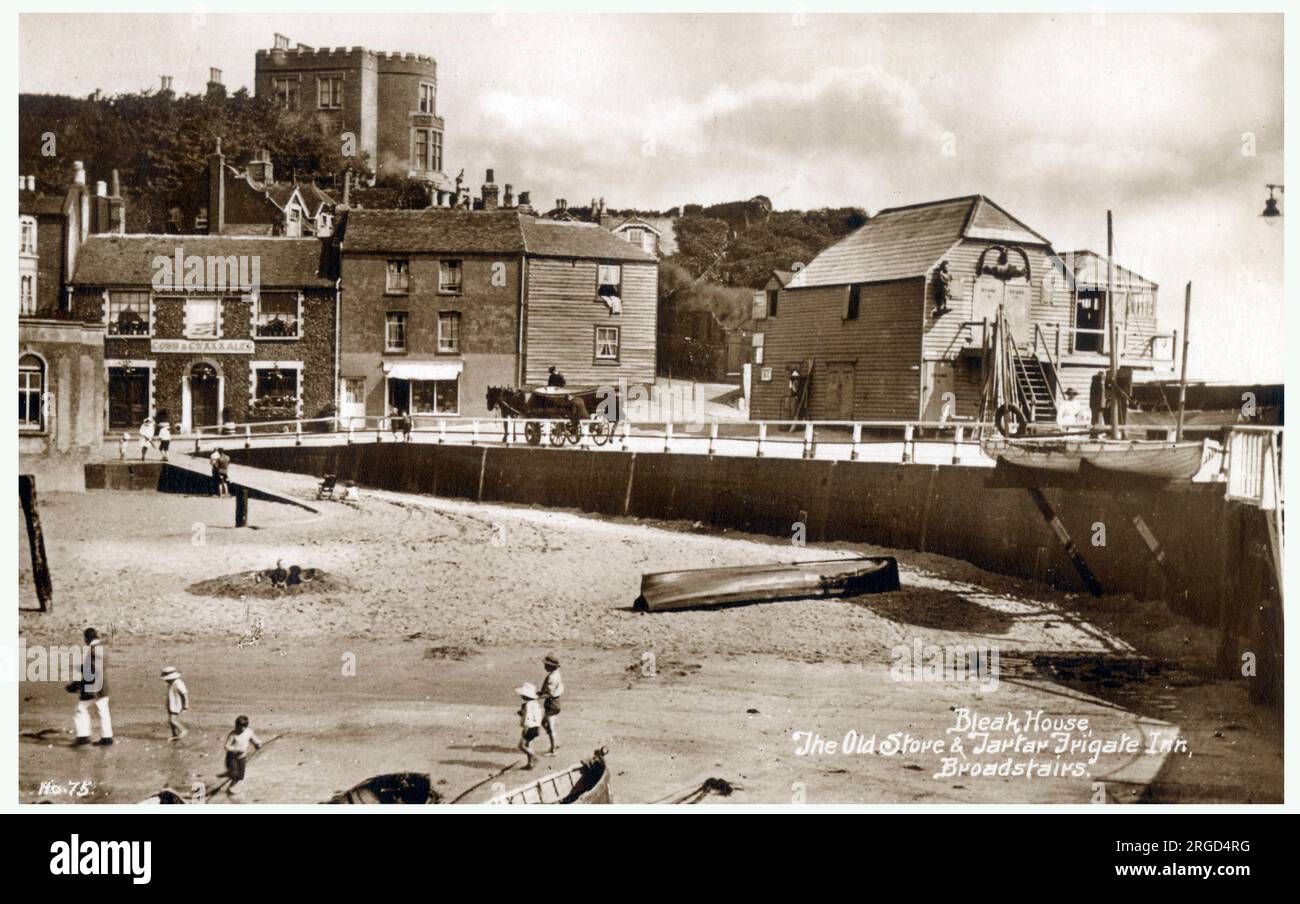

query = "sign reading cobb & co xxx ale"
[[150, 338, 255, 354]]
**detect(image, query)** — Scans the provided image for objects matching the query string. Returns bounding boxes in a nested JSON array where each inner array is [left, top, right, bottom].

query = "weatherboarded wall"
[[750, 277, 924, 421], [523, 258, 656, 388]]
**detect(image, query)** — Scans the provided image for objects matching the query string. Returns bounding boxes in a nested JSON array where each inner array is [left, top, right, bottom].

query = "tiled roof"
[[786, 195, 1051, 289], [341, 209, 655, 262], [342, 209, 526, 254], [771, 269, 795, 287], [19, 190, 65, 216], [520, 217, 656, 262], [71, 235, 335, 287], [1061, 249, 1158, 290]]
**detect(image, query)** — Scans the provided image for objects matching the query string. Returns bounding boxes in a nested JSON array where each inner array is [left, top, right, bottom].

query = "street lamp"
[[1262, 184, 1284, 217]]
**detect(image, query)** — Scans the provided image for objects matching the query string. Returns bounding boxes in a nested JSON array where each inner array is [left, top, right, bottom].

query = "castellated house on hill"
[[255, 33, 451, 198]]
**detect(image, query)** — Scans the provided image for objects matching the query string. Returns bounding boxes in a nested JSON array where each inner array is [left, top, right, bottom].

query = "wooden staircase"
[[1010, 350, 1058, 424]]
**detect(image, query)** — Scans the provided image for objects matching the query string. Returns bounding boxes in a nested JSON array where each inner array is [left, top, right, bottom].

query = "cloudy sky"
[[19, 11, 1284, 381]]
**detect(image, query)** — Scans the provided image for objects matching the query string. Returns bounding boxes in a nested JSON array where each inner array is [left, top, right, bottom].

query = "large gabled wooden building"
[[749, 195, 1173, 423]]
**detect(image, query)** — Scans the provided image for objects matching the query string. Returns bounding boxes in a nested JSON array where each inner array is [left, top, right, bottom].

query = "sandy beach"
[[17, 465, 1283, 805]]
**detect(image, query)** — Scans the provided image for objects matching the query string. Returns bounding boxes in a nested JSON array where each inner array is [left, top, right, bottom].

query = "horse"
[[486, 386, 529, 441]]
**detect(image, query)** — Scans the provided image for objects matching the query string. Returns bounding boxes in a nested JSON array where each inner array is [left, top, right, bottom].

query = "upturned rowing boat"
[[635, 555, 900, 612]]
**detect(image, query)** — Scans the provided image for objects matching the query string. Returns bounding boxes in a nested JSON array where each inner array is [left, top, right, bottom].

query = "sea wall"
[[222, 443, 1277, 630]]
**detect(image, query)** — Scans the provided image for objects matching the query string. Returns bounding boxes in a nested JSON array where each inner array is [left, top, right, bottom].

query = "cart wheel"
[[524, 421, 542, 446], [567, 421, 584, 445], [590, 418, 612, 446], [548, 421, 568, 446]]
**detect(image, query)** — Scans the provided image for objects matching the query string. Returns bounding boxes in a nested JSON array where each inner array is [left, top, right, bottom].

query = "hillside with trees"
[[19, 89, 363, 232]]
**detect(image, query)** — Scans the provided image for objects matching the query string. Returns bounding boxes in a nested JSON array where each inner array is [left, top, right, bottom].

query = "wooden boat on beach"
[[982, 436, 1217, 481], [635, 555, 900, 612], [489, 748, 612, 804], [328, 772, 440, 804]]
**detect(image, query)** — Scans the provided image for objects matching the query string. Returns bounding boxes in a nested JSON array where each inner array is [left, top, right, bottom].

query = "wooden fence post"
[[235, 486, 249, 528], [19, 475, 52, 612]]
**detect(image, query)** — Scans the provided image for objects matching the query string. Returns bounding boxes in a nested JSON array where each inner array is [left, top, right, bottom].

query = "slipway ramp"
[[167, 453, 319, 513]]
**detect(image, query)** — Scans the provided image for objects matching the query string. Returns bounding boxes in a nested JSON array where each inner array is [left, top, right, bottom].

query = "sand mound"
[[187, 567, 349, 600]]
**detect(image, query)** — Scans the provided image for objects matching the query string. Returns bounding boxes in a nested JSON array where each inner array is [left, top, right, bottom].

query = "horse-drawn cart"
[[486, 384, 619, 447]]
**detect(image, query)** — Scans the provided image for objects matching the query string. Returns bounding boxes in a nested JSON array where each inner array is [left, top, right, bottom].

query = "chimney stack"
[[517, 190, 534, 215], [96, 180, 107, 197], [108, 169, 126, 235], [160, 75, 174, 94], [72, 161, 86, 186], [503, 184, 514, 208], [207, 67, 226, 100], [248, 148, 274, 186], [274, 33, 290, 50], [481, 168, 499, 211], [208, 140, 226, 235]]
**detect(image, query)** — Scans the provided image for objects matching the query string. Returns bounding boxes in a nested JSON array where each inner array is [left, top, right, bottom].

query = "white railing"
[[182, 415, 998, 466]]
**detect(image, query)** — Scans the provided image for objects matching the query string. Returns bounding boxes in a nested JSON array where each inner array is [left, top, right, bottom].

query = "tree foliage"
[[20, 89, 366, 232]]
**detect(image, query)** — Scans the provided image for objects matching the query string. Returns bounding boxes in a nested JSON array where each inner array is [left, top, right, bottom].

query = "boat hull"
[[635, 556, 900, 612], [983, 438, 1215, 481], [490, 750, 612, 804]]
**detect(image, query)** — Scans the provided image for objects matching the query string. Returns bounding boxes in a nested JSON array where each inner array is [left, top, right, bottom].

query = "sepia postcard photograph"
[[5, 3, 1292, 866]]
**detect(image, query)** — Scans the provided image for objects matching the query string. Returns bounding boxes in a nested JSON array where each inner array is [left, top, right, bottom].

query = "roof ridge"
[[874, 194, 980, 216]]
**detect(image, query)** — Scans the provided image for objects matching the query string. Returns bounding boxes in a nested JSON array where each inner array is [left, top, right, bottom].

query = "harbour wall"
[[220, 442, 1277, 634]]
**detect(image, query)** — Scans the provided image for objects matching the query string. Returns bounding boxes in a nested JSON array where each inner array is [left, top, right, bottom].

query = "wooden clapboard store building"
[[69, 235, 339, 433], [748, 195, 1172, 423]]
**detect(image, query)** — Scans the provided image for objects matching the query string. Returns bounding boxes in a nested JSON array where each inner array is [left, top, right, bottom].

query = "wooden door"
[[108, 367, 149, 430], [921, 361, 955, 421], [824, 363, 856, 420], [190, 364, 220, 428]]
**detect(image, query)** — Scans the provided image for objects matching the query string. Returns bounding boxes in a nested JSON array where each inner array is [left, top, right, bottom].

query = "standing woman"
[[138, 416, 156, 461]]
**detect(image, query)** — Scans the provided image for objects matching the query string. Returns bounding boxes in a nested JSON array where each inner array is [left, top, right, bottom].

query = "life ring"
[[995, 403, 1028, 437]]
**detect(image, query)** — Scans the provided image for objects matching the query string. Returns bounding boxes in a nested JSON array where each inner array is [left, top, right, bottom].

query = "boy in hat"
[[539, 655, 564, 756], [161, 667, 189, 740], [516, 683, 544, 770], [222, 715, 263, 795]]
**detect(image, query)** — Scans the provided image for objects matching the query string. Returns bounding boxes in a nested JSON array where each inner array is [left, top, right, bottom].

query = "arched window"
[[19, 216, 36, 254], [19, 354, 44, 431]]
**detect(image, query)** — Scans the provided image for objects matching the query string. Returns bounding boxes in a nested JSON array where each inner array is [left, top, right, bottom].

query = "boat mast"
[[1176, 281, 1192, 441], [1106, 210, 1121, 439]]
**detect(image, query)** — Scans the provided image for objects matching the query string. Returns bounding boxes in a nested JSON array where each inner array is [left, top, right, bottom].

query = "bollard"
[[708, 421, 718, 456], [347, 423, 354, 445], [471, 420, 479, 446], [439, 419, 447, 444], [951, 426, 964, 465], [295, 420, 302, 447], [235, 486, 249, 528], [620, 420, 631, 452], [757, 422, 767, 458], [803, 422, 815, 459], [851, 424, 861, 461], [664, 422, 673, 454], [244, 424, 251, 450], [902, 424, 914, 463]]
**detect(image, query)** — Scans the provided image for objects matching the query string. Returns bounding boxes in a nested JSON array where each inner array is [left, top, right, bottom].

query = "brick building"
[[19, 162, 120, 489], [69, 235, 339, 433], [255, 34, 451, 194]]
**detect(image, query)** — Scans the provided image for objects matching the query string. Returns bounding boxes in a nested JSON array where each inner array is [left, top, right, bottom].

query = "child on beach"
[[138, 417, 155, 460], [539, 655, 564, 757], [157, 421, 171, 461], [223, 715, 263, 795], [160, 666, 188, 740], [516, 683, 544, 770]]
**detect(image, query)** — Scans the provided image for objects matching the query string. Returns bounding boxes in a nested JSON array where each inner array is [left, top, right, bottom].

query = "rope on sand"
[[646, 776, 740, 805], [448, 761, 520, 804]]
